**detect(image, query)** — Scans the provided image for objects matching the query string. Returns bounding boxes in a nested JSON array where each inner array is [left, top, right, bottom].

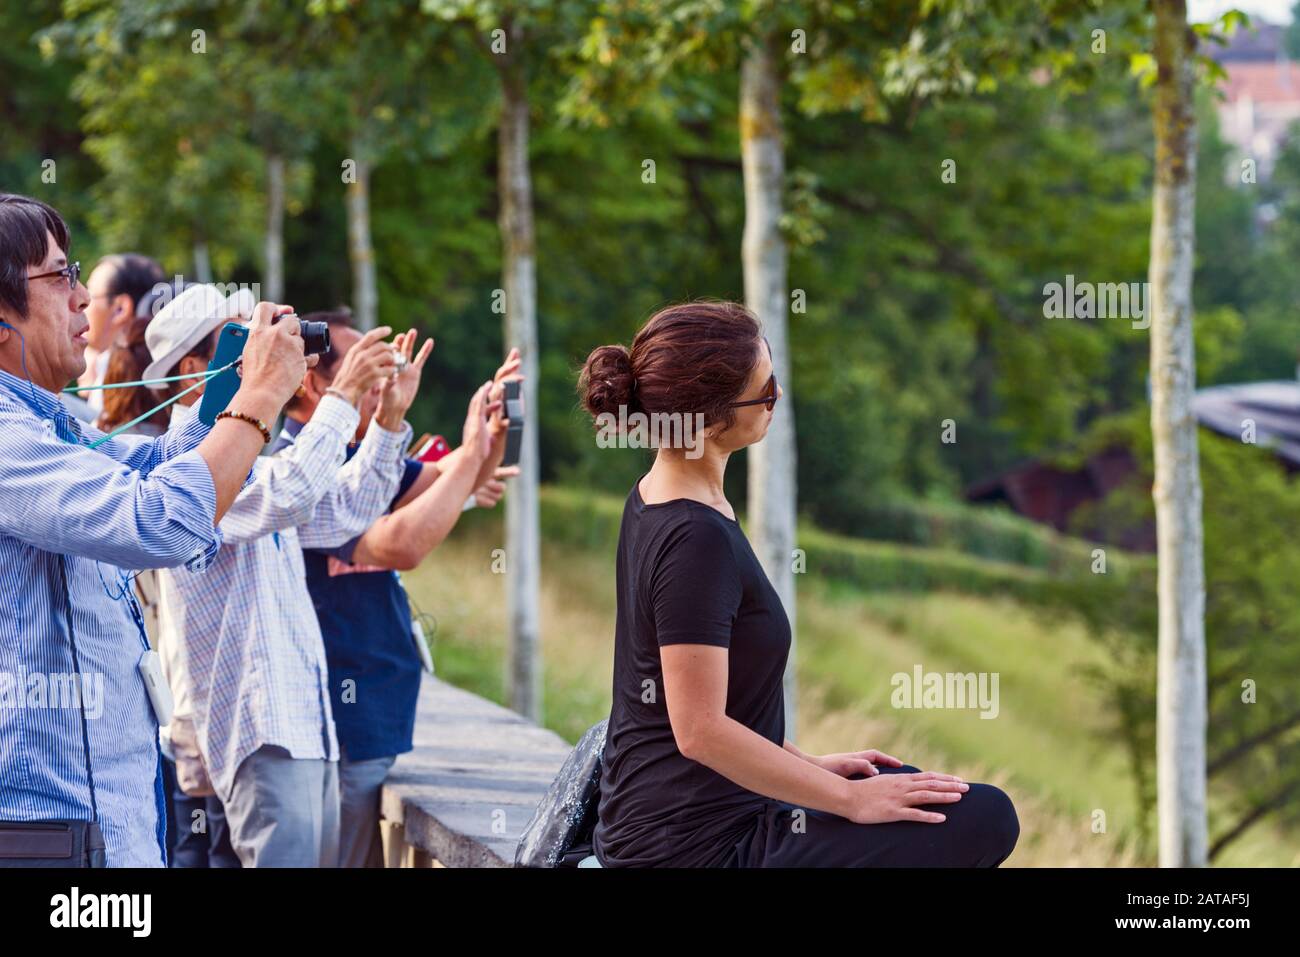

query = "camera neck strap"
[[62, 358, 239, 449]]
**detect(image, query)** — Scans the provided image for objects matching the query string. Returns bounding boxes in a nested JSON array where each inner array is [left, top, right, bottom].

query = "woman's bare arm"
[[661, 643, 967, 825]]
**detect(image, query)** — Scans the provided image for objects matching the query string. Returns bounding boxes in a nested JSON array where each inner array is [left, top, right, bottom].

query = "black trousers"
[[163, 756, 240, 868], [729, 764, 1020, 867]]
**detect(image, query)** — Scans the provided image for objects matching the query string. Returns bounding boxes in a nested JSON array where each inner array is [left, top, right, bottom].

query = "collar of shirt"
[[280, 412, 363, 456], [0, 366, 84, 444], [170, 399, 197, 427], [281, 414, 306, 440]]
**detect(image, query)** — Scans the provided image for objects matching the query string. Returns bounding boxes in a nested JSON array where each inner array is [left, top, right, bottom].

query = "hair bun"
[[578, 344, 636, 420]]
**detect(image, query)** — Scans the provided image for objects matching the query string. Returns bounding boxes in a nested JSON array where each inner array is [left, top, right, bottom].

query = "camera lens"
[[270, 313, 331, 357], [299, 321, 330, 357]]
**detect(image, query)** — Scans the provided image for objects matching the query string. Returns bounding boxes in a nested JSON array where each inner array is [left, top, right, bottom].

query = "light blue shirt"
[[0, 366, 222, 866]]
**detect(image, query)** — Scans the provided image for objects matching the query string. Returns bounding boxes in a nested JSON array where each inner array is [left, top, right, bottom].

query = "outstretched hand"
[[375, 330, 434, 431]]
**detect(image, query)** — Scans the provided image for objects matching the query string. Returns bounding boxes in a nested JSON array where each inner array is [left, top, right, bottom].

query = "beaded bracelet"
[[216, 409, 272, 444]]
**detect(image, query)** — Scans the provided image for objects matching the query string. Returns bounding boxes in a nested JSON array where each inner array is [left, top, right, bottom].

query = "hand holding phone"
[[500, 379, 524, 468]]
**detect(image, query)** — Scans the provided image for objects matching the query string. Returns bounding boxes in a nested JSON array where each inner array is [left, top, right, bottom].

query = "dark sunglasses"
[[728, 369, 774, 408], [730, 371, 778, 411], [27, 261, 80, 290], [729, 337, 779, 412]]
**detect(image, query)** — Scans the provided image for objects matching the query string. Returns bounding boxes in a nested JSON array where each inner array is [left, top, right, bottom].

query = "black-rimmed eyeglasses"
[[27, 261, 80, 290]]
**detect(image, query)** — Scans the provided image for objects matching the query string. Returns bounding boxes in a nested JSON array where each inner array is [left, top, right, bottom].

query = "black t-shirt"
[[592, 478, 792, 867]]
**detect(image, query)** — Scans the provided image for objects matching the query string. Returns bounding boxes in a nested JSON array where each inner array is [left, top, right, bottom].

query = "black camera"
[[501, 379, 524, 467], [272, 313, 331, 357]]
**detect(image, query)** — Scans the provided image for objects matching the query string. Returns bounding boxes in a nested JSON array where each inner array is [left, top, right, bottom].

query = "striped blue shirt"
[[0, 367, 222, 867]]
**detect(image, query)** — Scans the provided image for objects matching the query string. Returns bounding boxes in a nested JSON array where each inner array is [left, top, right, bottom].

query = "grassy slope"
[[402, 498, 1299, 868]]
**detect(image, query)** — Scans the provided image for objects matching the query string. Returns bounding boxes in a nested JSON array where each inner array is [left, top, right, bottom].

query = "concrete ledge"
[[379, 674, 573, 867]]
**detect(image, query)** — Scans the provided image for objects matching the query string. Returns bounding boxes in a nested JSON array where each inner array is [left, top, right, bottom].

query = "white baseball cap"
[[142, 284, 256, 385]]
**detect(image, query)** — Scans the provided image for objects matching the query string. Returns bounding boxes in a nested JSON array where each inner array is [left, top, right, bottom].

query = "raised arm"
[[296, 330, 428, 550], [0, 303, 309, 568], [77, 302, 308, 522], [0, 397, 221, 570], [345, 380, 499, 569], [294, 417, 412, 549], [347, 347, 520, 569], [216, 324, 399, 543], [217, 394, 362, 544]]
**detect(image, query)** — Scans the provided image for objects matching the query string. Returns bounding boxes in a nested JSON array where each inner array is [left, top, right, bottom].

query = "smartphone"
[[501, 379, 524, 467], [197, 322, 248, 426]]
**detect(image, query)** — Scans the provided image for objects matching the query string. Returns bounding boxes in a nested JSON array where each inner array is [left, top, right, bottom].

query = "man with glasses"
[[0, 193, 312, 866]]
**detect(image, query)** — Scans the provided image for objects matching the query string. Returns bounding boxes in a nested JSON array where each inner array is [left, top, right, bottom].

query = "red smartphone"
[[411, 434, 451, 462]]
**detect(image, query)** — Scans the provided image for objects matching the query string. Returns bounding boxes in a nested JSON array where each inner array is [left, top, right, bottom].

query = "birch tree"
[[740, 32, 798, 732], [423, 0, 561, 721], [494, 15, 542, 723], [311, 1, 439, 330], [345, 139, 378, 330], [1148, 0, 1207, 868]]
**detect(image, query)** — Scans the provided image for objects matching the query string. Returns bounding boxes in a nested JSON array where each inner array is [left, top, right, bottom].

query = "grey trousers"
[[225, 745, 340, 868], [338, 753, 397, 868]]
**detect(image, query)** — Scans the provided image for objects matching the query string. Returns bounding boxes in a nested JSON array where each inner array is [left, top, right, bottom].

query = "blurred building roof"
[[964, 379, 1300, 551], [1209, 20, 1287, 63], [1192, 380, 1300, 467], [1221, 60, 1300, 103]]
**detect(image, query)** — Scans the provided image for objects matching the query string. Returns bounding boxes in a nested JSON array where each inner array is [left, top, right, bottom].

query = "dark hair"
[[0, 193, 70, 321], [578, 300, 763, 434], [286, 307, 357, 412], [97, 254, 165, 312], [98, 316, 171, 433]]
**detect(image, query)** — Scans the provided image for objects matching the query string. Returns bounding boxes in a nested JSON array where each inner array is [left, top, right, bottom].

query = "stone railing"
[[378, 674, 573, 867]]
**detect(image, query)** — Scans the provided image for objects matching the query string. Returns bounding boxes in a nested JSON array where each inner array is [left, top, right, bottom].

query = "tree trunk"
[[498, 39, 541, 723], [346, 137, 377, 330], [192, 239, 212, 284], [1149, 0, 1207, 868], [741, 37, 798, 738], [264, 151, 285, 303]]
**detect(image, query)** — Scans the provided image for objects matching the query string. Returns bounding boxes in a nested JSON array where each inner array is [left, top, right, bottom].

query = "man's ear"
[[301, 368, 328, 402], [111, 294, 134, 330], [177, 355, 207, 396]]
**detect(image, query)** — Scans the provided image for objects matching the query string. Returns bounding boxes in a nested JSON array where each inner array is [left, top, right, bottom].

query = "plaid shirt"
[[156, 396, 411, 801]]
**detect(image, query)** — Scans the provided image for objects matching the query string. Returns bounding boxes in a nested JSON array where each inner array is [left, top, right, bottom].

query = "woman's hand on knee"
[[810, 748, 904, 778], [841, 771, 969, 825]]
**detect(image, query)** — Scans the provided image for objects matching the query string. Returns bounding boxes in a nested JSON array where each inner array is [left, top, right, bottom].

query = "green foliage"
[[1050, 412, 1300, 859], [820, 495, 1096, 572], [539, 483, 1087, 605], [0, 0, 100, 252]]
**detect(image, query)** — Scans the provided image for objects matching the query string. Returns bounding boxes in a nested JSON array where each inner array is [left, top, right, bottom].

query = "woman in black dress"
[[578, 301, 1019, 867]]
